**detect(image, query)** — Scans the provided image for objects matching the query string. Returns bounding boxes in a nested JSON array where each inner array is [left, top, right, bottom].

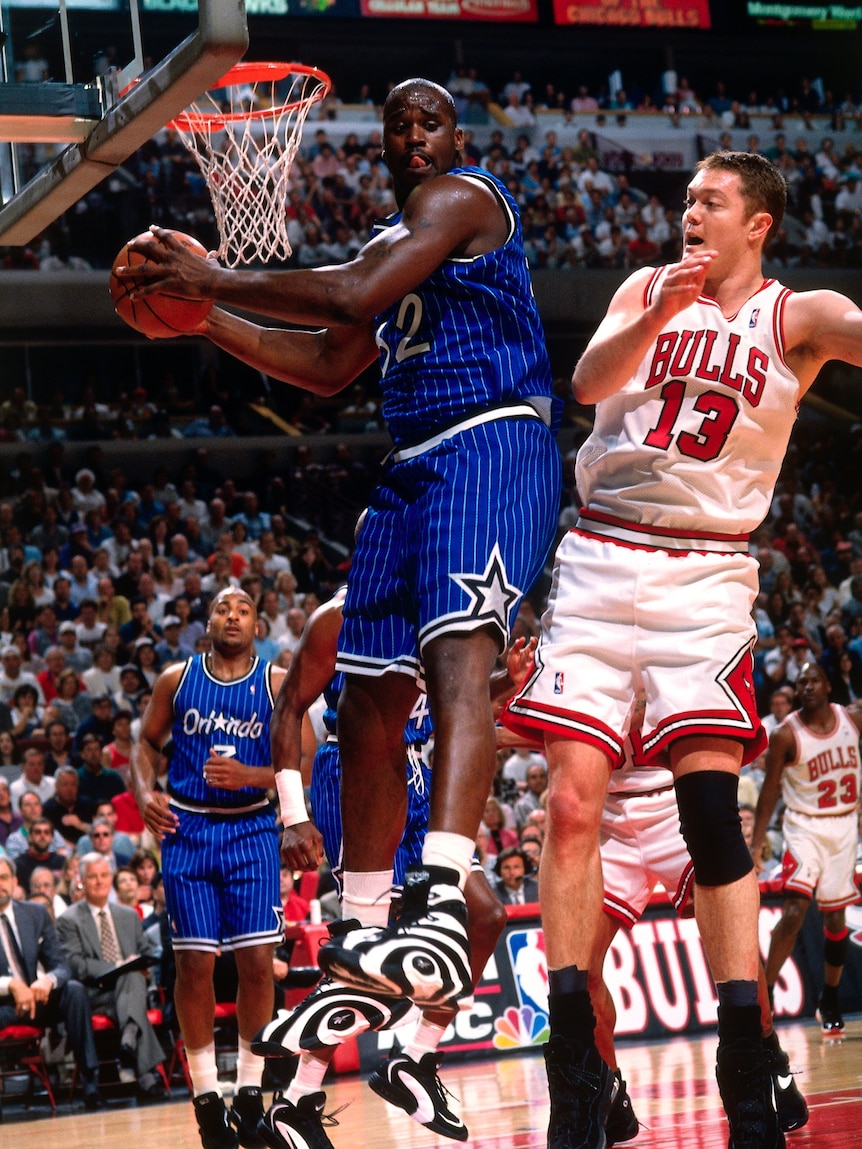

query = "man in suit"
[[493, 846, 539, 905], [0, 854, 102, 1108], [55, 852, 166, 1101]]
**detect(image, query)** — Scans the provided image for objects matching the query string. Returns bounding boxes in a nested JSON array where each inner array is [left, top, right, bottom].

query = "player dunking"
[[120, 79, 560, 1025], [751, 662, 862, 1037], [502, 150, 862, 1148], [131, 589, 286, 1149]]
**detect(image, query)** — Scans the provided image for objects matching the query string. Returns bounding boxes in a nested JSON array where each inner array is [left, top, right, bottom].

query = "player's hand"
[[203, 754, 253, 790], [506, 635, 537, 690], [117, 226, 221, 300], [141, 791, 179, 839], [655, 249, 718, 318], [281, 821, 325, 872]]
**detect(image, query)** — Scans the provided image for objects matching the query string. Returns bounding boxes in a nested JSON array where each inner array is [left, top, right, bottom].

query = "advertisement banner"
[[359, 0, 539, 21], [356, 888, 862, 1068], [552, 0, 711, 27]]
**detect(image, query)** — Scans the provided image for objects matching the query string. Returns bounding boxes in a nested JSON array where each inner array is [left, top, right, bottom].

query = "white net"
[[171, 65, 330, 268]]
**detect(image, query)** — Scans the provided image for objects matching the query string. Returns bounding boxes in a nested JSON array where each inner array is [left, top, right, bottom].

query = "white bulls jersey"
[[780, 704, 860, 817], [576, 274, 800, 537]]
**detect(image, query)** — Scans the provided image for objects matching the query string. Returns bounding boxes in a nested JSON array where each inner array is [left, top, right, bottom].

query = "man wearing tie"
[[0, 854, 102, 1108], [56, 852, 166, 1101]]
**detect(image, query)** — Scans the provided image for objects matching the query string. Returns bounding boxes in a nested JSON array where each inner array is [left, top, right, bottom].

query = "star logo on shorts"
[[450, 544, 521, 630]]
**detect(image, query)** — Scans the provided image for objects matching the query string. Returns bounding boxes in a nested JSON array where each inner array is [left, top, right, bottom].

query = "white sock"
[[422, 831, 474, 889], [186, 1042, 220, 1098], [286, 1052, 330, 1105], [341, 869, 393, 927], [404, 1017, 449, 1062], [235, 1037, 264, 1089]]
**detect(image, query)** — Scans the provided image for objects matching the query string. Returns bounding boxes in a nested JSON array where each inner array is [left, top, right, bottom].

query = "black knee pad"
[[824, 930, 849, 968], [674, 771, 754, 887]]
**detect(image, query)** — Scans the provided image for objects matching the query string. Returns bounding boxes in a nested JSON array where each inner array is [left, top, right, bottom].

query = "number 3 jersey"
[[370, 166, 554, 447], [780, 704, 860, 817], [576, 274, 800, 538], [169, 654, 277, 809]]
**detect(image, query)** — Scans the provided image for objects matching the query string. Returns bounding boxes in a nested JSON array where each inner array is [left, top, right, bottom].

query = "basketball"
[[109, 230, 214, 339]]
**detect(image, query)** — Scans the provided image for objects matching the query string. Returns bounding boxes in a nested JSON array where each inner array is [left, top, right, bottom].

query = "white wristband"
[[275, 770, 309, 827]]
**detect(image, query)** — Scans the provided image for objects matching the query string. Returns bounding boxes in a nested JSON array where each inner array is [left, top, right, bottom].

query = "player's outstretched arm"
[[572, 250, 717, 405], [784, 289, 862, 397], [197, 308, 379, 396], [130, 665, 184, 840], [750, 725, 793, 867], [120, 176, 491, 326]]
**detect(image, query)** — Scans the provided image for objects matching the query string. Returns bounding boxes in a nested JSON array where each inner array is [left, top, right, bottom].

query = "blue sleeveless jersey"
[[170, 655, 277, 808], [371, 166, 554, 446]]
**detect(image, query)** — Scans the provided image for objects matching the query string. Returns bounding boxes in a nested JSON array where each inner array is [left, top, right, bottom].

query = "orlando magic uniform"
[[507, 276, 800, 765], [335, 167, 561, 681], [312, 673, 433, 894], [161, 655, 283, 952]]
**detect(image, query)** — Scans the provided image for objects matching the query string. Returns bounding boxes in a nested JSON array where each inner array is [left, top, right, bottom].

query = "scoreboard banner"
[[553, 0, 711, 26], [359, 0, 539, 19]]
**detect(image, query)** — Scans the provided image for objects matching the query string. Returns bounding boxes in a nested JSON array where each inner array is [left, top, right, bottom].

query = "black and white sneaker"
[[318, 866, 472, 1009], [368, 1050, 468, 1142], [230, 1086, 267, 1148], [544, 1036, 617, 1149], [763, 1044, 809, 1133], [605, 1069, 639, 1145], [257, 1092, 339, 1149], [194, 1091, 239, 1149], [716, 1038, 785, 1149], [253, 977, 415, 1055], [815, 1000, 844, 1037]]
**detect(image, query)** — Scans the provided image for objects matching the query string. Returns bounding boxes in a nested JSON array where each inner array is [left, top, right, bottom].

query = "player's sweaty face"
[[383, 92, 460, 189]]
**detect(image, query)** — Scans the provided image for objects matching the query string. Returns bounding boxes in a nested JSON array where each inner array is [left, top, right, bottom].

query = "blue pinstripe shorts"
[[161, 805, 283, 952], [310, 739, 431, 898], [336, 413, 560, 679]]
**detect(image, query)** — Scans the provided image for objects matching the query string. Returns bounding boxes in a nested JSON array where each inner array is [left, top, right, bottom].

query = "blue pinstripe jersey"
[[371, 166, 554, 446], [169, 655, 276, 808]]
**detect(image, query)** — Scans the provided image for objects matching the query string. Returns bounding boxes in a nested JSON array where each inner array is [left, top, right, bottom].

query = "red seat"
[[68, 1012, 170, 1102], [168, 1002, 238, 1094], [0, 1024, 56, 1111]]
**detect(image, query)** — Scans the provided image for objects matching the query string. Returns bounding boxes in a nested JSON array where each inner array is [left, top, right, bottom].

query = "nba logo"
[[749, 308, 760, 328], [554, 671, 564, 695]]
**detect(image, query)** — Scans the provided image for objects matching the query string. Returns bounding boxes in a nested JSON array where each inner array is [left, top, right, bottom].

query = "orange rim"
[[168, 62, 330, 132]]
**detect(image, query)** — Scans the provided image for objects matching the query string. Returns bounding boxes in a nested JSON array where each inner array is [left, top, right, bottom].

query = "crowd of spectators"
[[5, 68, 862, 274]]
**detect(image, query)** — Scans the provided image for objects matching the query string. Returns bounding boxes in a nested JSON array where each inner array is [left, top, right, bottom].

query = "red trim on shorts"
[[816, 893, 861, 912], [603, 895, 639, 930], [673, 863, 696, 915], [501, 698, 623, 766], [780, 849, 813, 899], [578, 508, 750, 544]]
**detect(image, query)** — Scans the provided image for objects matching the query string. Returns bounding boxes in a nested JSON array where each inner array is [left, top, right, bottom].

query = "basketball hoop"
[[166, 61, 331, 267]]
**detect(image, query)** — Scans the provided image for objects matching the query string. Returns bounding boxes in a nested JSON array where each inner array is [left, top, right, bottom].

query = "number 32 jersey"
[[576, 274, 800, 537], [371, 166, 554, 447]]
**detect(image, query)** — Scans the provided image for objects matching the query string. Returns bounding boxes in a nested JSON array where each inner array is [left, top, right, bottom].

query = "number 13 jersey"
[[576, 273, 800, 538]]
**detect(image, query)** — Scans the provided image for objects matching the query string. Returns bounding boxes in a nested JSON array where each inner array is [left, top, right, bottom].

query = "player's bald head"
[[209, 587, 257, 616], [383, 79, 457, 126]]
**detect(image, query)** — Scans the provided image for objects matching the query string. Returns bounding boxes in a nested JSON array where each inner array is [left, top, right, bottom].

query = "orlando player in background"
[[131, 588, 287, 1149], [504, 150, 862, 1148], [120, 77, 561, 1034]]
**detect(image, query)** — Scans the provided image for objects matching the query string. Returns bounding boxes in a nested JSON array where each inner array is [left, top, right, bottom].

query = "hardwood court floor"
[[5, 1015, 860, 1149]]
